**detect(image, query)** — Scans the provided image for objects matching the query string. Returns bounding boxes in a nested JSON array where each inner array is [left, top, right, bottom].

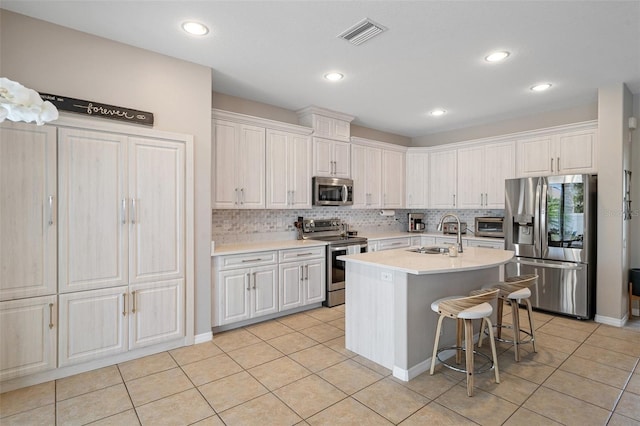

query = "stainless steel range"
[[302, 218, 367, 307]]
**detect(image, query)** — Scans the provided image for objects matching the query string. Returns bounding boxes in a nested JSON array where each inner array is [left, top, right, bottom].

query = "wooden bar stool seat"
[[429, 289, 500, 397]]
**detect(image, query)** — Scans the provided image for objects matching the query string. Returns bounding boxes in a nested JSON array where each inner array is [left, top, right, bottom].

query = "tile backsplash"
[[212, 208, 504, 244]]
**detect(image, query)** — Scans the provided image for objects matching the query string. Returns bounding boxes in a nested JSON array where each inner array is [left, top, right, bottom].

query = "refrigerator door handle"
[[514, 259, 583, 270], [538, 178, 547, 257]]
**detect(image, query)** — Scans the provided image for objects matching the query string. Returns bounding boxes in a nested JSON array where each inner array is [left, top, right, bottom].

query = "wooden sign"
[[39, 93, 154, 126]]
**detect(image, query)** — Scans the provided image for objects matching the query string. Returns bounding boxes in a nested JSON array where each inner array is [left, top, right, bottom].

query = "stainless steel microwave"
[[313, 177, 353, 206]]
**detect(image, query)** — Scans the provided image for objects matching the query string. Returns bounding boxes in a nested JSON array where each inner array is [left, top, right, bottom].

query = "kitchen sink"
[[407, 246, 449, 254]]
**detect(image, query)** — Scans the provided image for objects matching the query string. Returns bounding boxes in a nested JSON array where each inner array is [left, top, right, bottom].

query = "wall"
[[0, 10, 213, 335], [412, 102, 598, 147], [631, 95, 640, 274]]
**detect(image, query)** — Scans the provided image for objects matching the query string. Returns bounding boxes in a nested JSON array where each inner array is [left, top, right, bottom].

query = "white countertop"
[[338, 246, 514, 275], [361, 231, 504, 243], [211, 239, 327, 256]]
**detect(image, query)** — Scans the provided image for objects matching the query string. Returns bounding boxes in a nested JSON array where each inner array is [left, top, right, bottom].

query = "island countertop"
[[338, 246, 514, 275]]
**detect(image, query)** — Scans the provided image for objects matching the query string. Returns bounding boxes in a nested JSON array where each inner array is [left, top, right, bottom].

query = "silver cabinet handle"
[[300, 265, 304, 282], [240, 188, 244, 205], [305, 265, 309, 281], [252, 272, 257, 289], [131, 290, 137, 313], [235, 188, 239, 205], [290, 190, 294, 205], [296, 252, 314, 257], [514, 259, 582, 270], [557, 157, 560, 171], [453, 194, 456, 207], [49, 303, 54, 329], [242, 258, 264, 263], [48, 195, 54, 225], [246, 273, 251, 290], [550, 158, 554, 172], [122, 293, 128, 316], [130, 198, 137, 224], [121, 198, 127, 224]]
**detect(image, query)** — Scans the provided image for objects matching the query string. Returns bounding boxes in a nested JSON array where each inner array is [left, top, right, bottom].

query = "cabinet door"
[[238, 125, 266, 208], [429, 150, 457, 208], [129, 279, 184, 349], [334, 119, 351, 141], [266, 130, 289, 209], [382, 150, 404, 208], [0, 123, 57, 301], [367, 147, 383, 207], [313, 137, 333, 176], [289, 134, 312, 208], [304, 260, 325, 305], [213, 120, 240, 208], [556, 130, 597, 173], [58, 128, 128, 293], [457, 146, 484, 209], [517, 136, 552, 177], [279, 262, 303, 311], [129, 137, 185, 284], [333, 141, 351, 178], [58, 287, 128, 367], [406, 153, 427, 208], [217, 270, 250, 325], [251, 266, 278, 318], [350, 144, 367, 208], [0, 295, 57, 380], [484, 142, 515, 209]]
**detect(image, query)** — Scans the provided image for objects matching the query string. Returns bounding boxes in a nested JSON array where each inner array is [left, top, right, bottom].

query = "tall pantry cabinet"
[[0, 119, 193, 385]]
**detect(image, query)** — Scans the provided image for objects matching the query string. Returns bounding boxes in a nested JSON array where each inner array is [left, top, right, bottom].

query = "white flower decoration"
[[0, 77, 59, 125]]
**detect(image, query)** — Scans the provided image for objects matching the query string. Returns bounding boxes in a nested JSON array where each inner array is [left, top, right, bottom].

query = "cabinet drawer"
[[435, 236, 468, 246], [279, 246, 325, 262], [467, 240, 504, 250], [217, 251, 277, 270], [377, 238, 411, 251]]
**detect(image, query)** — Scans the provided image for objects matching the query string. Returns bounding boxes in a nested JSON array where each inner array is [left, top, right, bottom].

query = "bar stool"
[[479, 274, 538, 362], [429, 289, 500, 397]]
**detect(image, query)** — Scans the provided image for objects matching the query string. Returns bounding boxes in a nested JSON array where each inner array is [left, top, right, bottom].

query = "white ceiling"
[[2, 1, 639, 138]]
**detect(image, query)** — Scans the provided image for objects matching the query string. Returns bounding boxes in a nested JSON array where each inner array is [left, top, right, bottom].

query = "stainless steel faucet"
[[437, 213, 464, 253]]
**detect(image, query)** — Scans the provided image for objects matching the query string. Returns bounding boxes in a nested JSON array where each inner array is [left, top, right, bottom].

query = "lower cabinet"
[[370, 237, 411, 252], [279, 250, 325, 311], [0, 296, 57, 381], [217, 265, 278, 325], [467, 239, 504, 250]]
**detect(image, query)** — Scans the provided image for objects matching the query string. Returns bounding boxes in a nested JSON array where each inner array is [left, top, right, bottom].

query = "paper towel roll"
[[379, 209, 395, 216]]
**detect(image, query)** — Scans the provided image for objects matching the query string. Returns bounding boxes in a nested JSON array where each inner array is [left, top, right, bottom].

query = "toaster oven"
[[442, 221, 467, 234], [475, 217, 505, 238]]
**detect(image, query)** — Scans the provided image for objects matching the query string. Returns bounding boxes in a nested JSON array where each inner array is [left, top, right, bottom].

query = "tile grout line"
[[604, 357, 640, 425]]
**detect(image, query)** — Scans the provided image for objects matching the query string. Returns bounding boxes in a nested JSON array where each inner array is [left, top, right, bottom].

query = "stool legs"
[[510, 299, 521, 361], [523, 298, 537, 353], [464, 319, 474, 396], [430, 315, 445, 375]]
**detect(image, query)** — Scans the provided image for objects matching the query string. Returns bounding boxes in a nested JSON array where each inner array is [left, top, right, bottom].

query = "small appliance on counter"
[[408, 213, 425, 232], [475, 216, 505, 238], [442, 221, 466, 235]]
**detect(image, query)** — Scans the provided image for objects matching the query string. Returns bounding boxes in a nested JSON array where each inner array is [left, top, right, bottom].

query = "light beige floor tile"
[[328, 318, 345, 330], [125, 367, 193, 407], [436, 384, 518, 426], [0, 404, 55, 426], [274, 374, 347, 419], [277, 312, 323, 330], [192, 415, 226, 426], [473, 371, 539, 406], [543, 369, 621, 410], [512, 344, 570, 368], [594, 324, 640, 343], [135, 388, 214, 425], [226, 341, 284, 369], [572, 343, 638, 372], [608, 413, 640, 426], [268, 331, 317, 355], [305, 307, 344, 322], [497, 353, 555, 384], [246, 320, 295, 340], [523, 387, 610, 426], [502, 407, 562, 426], [288, 344, 347, 372], [248, 357, 311, 390], [169, 341, 223, 366], [547, 316, 600, 333], [560, 354, 631, 388], [212, 328, 262, 352], [56, 365, 122, 401], [90, 409, 140, 426], [57, 383, 133, 425], [398, 369, 461, 400], [299, 323, 344, 343], [0, 381, 54, 418], [323, 336, 357, 358], [398, 401, 476, 425], [627, 373, 640, 395], [182, 353, 243, 386], [585, 333, 640, 357], [118, 352, 177, 382], [306, 397, 392, 425], [219, 393, 302, 426], [533, 330, 582, 354], [198, 371, 268, 412], [537, 322, 592, 342], [351, 355, 392, 376], [353, 377, 429, 424], [317, 359, 383, 395], [616, 391, 640, 421]]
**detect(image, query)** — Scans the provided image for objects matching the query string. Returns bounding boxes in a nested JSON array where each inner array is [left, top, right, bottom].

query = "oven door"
[[328, 243, 367, 292]]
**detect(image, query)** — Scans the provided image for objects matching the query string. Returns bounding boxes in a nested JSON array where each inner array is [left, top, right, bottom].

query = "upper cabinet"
[[406, 152, 428, 209], [517, 125, 597, 177], [429, 149, 457, 209], [297, 106, 354, 142], [266, 129, 312, 209], [382, 149, 405, 208], [457, 141, 514, 209]]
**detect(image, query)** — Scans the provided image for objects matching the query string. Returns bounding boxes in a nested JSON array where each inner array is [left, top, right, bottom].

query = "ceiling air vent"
[[338, 18, 387, 46]]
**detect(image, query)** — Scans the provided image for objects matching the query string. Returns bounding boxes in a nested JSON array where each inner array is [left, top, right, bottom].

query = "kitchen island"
[[338, 246, 514, 381]]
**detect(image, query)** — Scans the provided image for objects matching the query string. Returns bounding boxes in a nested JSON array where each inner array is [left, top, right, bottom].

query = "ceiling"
[[2, 1, 639, 138]]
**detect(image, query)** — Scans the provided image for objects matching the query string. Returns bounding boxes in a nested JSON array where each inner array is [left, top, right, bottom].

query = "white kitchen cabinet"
[[0, 295, 57, 381], [217, 265, 278, 325], [376, 237, 411, 251], [467, 239, 504, 249], [0, 122, 57, 302], [278, 247, 325, 310], [266, 129, 312, 209], [406, 152, 428, 208], [429, 149, 457, 208], [457, 142, 514, 209], [297, 107, 353, 142], [213, 120, 265, 208], [382, 149, 405, 208], [351, 144, 382, 208], [517, 128, 597, 177], [435, 236, 468, 246], [313, 137, 351, 178], [421, 236, 437, 246]]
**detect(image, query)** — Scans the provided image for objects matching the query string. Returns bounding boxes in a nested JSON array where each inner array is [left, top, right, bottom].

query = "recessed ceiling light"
[[324, 72, 344, 82], [485, 51, 510, 62], [530, 83, 552, 92], [429, 109, 446, 117], [181, 21, 209, 36]]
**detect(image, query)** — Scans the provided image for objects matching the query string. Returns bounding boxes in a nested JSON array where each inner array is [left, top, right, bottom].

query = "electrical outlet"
[[381, 271, 392, 281]]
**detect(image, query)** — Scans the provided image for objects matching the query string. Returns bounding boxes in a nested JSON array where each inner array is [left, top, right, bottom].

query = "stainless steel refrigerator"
[[504, 174, 597, 319]]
